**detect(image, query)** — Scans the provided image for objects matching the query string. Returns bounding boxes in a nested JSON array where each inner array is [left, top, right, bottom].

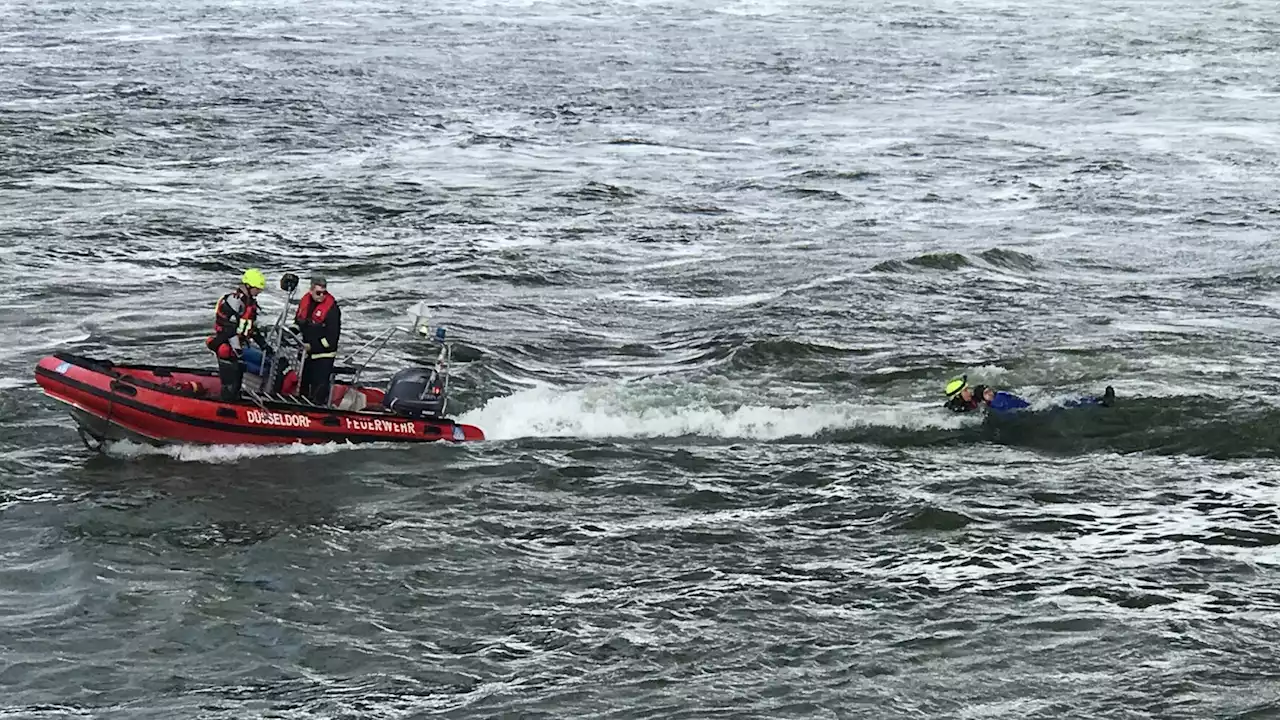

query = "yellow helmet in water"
[[945, 375, 968, 397], [241, 268, 267, 290]]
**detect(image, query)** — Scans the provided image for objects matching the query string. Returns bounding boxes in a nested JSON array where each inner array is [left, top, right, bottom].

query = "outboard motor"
[[382, 367, 447, 419]]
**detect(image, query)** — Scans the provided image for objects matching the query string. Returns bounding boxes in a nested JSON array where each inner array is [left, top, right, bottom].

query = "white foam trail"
[[104, 439, 379, 464], [457, 385, 973, 441], [0, 378, 25, 391]]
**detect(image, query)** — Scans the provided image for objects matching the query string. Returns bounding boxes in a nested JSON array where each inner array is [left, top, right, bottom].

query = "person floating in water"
[[943, 375, 1114, 414], [944, 376, 1030, 413]]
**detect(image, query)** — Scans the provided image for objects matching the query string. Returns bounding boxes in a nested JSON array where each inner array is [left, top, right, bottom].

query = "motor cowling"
[[382, 367, 447, 418]]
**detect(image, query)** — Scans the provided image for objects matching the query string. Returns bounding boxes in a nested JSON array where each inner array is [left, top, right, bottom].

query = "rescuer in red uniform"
[[207, 269, 267, 401], [292, 274, 341, 406]]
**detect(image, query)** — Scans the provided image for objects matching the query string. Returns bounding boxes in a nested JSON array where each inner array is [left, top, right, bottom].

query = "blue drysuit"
[[986, 391, 1031, 414]]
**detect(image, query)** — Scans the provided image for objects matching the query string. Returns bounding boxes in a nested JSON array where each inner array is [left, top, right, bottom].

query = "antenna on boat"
[[400, 304, 452, 414], [340, 302, 453, 394]]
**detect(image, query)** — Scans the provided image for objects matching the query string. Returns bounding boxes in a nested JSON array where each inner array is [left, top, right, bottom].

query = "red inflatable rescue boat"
[[34, 353, 484, 448], [36, 272, 485, 450]]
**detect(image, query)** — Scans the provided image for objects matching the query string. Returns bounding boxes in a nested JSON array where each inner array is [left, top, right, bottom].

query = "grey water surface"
[[2, 0, 1280, 717]]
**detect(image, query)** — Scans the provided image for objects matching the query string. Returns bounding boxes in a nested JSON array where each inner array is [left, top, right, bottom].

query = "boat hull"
[[34, 353, 484, 447]]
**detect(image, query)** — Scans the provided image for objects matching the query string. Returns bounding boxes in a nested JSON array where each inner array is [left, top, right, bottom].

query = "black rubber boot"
[[218, 360, 244, 401]]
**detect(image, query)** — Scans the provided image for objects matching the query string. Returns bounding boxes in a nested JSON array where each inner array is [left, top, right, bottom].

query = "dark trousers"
[[217, 359, 244, 401], [302, 356, 335, 406]]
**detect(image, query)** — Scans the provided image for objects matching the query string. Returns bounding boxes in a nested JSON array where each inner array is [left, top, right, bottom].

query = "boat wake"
[[459, 383, 1280, 458], [456, 383, 973, 441], [102, 439, 385, 464]]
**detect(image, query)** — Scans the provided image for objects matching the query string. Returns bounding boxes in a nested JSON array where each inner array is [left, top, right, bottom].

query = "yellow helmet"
[[241, 268, 267, 290], [945, 375, 968, 397]]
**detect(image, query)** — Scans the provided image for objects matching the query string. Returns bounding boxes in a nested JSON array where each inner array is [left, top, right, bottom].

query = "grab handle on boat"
[[109, 380, 137, 397]]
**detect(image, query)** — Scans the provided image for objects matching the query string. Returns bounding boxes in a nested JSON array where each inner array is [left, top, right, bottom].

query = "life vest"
[[944, 393, 981, 413], [294, 291, 340, 359], [206, 287, 258, 354], [296, 291, 336, 327]]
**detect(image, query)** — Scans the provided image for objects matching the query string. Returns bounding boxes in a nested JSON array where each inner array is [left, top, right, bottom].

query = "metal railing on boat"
[[241, 389, 323, 409]]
